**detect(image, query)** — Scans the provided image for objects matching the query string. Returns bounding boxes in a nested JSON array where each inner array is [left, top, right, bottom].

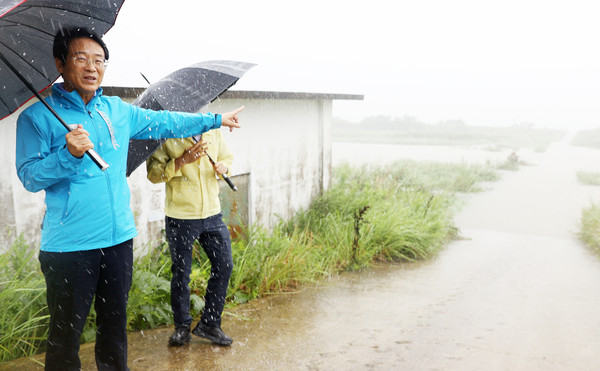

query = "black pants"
[[39, 240, 133, 371], [166, 214, 233, 328]]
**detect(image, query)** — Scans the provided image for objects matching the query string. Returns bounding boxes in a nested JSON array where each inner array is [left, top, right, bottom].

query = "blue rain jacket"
[[16, 83, 222, 253]]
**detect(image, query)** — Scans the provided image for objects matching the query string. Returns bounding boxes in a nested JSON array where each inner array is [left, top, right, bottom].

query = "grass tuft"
[[579, 202, 600, 254], [577, 171, 600, 186]]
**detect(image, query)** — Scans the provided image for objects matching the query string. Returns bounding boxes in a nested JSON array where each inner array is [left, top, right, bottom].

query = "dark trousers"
[[39, 240, 133, 371], [166, 214, 233, 328]]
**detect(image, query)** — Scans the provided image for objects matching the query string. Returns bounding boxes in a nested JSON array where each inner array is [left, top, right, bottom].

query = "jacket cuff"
[[59, 145, 83, 168], [166, 158, 183, 178]]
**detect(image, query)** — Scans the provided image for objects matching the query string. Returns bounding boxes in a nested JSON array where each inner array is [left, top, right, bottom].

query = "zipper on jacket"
[[87, 107, 118, 244]]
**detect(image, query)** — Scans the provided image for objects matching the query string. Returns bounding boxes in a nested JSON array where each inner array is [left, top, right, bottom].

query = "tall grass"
[[127, 241, 173, 331], [127, 240, 208, 330], [362, 159, 501, 193], [577, 170, 600, 186], [0, 160, 500, 363], [0, 235, 48, 363], [579, 202, 600, 254], [226, 160, 499, 302]]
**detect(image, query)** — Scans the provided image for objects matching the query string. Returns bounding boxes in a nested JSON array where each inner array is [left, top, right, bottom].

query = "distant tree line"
[[332, 115, 565, 151], [571, 129, 600, 149]]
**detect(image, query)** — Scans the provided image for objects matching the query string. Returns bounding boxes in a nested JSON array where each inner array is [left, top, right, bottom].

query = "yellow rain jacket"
[[146, 129, 233, 219]]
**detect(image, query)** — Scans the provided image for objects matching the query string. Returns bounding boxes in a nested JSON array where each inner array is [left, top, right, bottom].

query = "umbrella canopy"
[[0, 0, 125, 119], [126, 59, 255, 176], [0, 0, 125, 170]]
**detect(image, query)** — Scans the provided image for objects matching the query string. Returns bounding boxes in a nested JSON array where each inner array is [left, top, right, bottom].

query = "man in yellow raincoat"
[[147, 128, 234, 346]]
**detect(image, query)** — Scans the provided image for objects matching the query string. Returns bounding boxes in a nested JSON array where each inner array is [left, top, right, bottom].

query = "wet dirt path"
[[4, 136, 600, 370]]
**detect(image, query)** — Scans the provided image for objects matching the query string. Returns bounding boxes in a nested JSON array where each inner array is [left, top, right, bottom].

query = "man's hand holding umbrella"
[[175, 139, 207, 171], [65, 124, 94, 158], [211, 161, 229, 177]]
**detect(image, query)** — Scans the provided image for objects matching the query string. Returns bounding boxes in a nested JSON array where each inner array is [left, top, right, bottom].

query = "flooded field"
[[332, 142, 531, 166], [4, 137, 600, 370]]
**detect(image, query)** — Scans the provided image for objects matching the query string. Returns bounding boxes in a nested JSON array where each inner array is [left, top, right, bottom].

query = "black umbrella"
[[126, 60, 256, 186], [0, 0, 125, 170]]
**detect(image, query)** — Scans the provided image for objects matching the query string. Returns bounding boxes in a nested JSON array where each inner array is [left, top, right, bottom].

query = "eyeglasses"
[[70, 55, 108, 69]]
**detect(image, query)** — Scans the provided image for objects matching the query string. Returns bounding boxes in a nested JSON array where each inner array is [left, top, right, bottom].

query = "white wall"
[[202, 96, 332, 228], [1, 102, 45, 249]]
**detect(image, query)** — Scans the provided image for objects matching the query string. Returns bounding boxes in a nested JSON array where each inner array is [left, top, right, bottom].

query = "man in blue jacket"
[[15, 27, 243, 371]]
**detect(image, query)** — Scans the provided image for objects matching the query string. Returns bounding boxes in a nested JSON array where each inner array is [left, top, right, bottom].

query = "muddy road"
[[4, 136, 600, 370]]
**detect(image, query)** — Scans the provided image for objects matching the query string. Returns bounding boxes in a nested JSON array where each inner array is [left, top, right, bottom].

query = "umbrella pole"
[[0, 54, 109, 171], [192, 134, 237, 192]]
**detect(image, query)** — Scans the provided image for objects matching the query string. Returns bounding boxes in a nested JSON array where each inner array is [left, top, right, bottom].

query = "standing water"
[[4, 136, 600, 370]]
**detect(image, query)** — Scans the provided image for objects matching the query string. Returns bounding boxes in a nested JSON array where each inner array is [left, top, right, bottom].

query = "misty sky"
[[101, 0, 600, 129]]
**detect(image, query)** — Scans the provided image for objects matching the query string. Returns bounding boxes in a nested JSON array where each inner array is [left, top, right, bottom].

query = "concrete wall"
[[203, 93, 332, 228], [1, 103, 45, 249], [0, 89, 361, 251]]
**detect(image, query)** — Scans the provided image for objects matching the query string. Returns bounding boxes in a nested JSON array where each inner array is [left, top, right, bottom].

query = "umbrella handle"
[[221, 173, 238, 192], [85, 148, 110, 171], [0, 53, 109, 171]]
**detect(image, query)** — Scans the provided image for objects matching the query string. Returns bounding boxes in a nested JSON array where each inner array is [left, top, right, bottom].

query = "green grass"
[[579, 203, 600, 254], [126, 241, 173, 331], [0, 234, 48, 363], [0, 160, 502, 363], [576, 170, 600, 186], [376, 159, 501, 193]]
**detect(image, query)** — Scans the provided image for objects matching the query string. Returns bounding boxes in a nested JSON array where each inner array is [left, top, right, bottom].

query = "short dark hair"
[[53, 26, 109, 63]]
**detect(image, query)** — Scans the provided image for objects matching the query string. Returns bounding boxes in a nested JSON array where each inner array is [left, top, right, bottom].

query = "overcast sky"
[[101, 0, 600, 129]]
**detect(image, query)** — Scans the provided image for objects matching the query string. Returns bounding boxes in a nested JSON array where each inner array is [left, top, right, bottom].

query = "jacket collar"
[[50, 83, 103, 111]]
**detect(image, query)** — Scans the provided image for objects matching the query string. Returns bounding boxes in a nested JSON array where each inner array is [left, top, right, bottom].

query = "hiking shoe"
[[168, 325, 191, 346], [192, 322, 233, 346]]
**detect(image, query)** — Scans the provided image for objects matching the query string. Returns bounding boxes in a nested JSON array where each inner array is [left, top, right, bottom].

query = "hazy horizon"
[[100, 0, 600, 131]]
